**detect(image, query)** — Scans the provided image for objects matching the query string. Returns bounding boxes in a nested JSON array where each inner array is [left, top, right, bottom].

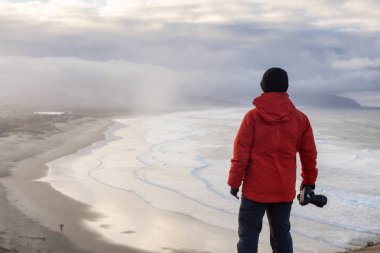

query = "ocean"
[[40, 107, 380, 253]]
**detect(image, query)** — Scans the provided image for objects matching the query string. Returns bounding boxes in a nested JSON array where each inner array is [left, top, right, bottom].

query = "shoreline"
[[1, 114, 241, 253], [1, 116, 143, 253], [340, 244, 380, 253]]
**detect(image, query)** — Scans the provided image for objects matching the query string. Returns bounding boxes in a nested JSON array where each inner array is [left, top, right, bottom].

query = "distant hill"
[[195, 92, 363, 109], [199, 93, 362, 108], [290, 93, 361, 108], [1, 90, 362, 112]]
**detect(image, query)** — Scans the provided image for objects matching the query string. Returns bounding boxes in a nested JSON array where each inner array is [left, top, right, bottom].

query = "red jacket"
[[228, 93, 318, 202]]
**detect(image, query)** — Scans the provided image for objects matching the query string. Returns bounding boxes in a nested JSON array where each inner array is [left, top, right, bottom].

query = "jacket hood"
[[253, 93, 296, 123]]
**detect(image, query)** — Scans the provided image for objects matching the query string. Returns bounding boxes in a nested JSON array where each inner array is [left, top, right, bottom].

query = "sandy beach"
[[0, 110, 143, 253], [0, 109, 241, 253], [0, 108, 378, 253], [341, 244, 380, 253]]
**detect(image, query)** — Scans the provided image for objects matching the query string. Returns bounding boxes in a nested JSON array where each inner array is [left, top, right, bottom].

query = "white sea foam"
[[40, 108, 380, 253], [33, 111, 67, 115]]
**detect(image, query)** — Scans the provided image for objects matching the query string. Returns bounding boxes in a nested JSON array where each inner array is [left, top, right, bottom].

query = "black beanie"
[[260, 67, 289, 92]]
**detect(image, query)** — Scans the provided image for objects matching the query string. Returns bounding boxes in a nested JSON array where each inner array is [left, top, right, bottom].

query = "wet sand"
[[342, 244, 380, 253], [0, 112, 240, 253], [0, 112, 142, 253]]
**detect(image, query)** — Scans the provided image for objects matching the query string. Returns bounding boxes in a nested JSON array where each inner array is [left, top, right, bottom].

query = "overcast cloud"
[[0, 0, 379, 108]]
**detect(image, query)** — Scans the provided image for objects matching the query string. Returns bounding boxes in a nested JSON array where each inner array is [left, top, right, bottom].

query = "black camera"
[[297, 185, 327, 208]]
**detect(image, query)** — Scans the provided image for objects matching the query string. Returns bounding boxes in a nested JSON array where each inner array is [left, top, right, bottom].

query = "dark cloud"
[[0, 0, 379, 108]]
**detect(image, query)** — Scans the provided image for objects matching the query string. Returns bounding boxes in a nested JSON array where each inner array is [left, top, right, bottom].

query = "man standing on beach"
[[228, 67, 318, 253]]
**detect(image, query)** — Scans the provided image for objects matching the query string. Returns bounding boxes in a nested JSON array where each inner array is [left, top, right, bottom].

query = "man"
[[228, 67, 318, 253]]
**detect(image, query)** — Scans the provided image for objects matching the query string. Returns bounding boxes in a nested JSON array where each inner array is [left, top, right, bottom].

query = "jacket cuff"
[[300, 182, 315, 190]]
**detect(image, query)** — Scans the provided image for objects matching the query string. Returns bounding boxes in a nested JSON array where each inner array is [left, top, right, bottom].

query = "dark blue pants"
[[237, 197, 293, 253]]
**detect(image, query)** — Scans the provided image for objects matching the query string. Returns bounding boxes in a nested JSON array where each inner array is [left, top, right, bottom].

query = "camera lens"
[[311, 194, 328, 207]]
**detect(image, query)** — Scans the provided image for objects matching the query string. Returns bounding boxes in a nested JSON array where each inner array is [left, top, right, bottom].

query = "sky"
[[0, 0, 379, 109]]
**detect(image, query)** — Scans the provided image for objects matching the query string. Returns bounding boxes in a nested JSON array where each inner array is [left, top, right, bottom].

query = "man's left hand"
[[230, 188, 239, 199]]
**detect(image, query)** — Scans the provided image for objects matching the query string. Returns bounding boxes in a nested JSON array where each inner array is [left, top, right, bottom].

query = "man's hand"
[[297, 184, 315, 206], [230, 188, 239, 199]]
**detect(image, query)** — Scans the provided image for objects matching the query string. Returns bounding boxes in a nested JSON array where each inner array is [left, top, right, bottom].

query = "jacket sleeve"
[[228, 110, 255, 189], [299, 116, 318, 186]]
